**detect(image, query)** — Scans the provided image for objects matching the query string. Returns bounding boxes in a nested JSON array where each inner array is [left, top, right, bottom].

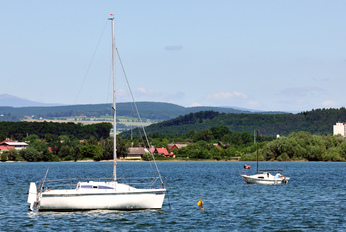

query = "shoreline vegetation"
[[0, 157, 322, 163], [1, 124, 346, 162], [0, 158, 322, 163]]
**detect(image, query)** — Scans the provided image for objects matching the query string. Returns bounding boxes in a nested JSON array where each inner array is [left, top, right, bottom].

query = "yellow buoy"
[[197, 198, 203, 208]]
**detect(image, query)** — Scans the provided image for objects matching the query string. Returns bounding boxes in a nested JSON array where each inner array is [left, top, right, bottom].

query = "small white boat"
[[240, 172, 290, 185], [27, 17, 166, 211], [240, 130, 290, 185]]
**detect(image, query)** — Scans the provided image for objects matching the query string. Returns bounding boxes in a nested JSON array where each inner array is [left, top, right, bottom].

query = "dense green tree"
[[80, 144, 103, 161], [85, 135, 97, 145], [186, 129, 196, 140], [210, 126, 230, 141], [59, 135, 71, 144], [175, 147, 189, 158], [100, 138, 113, 160], [210, 146, 221, 160], [241, 132, 252, 145], [71, 140, 83, 161], [0, 133, 6, 141], [231, 132, 241, 146], [116, 136, 128, 159], [24, 134, 39, 143], [194, 129, 214, 142], [21, 147, 40, 161], [58, 145, 71, 159], [1, 153, 7, 161], [250, 131, 346, 162], [7, 148, 18, 161], [221, 134, 231, 145]]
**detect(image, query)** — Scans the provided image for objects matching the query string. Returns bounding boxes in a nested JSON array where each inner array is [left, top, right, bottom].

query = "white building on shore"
[[333, 122, 346, 137]]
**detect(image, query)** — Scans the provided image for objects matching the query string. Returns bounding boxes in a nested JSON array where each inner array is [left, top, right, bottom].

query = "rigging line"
[[116, 50, 154, 172], [74, 19, 109, 105], [115, 49, 155, 173], [113, 47, 146, 148], [116, 47, 163, 183], [115, 48, 149, 147], [118, 56, 147, 151], [116, 47, 156, 174], [258, 130, 283, 171]]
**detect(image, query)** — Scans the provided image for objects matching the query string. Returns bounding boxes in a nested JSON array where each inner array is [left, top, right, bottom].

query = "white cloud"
[[136, 87, 155, 96], [117, 89, 128, 97], [321, 100, 337, 107], [207, 91, 248, 100]]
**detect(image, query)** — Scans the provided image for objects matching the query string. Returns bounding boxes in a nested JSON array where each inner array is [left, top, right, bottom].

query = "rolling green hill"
[[120, 107, 346, 137], [0, 102, 287, 122]]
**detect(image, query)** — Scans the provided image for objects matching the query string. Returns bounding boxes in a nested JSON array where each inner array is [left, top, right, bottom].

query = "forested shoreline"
[[0, 121, 112, 140], [1, 121, 345, 162]]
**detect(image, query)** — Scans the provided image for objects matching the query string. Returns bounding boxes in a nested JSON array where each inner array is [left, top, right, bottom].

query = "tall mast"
[[256, 130, 259, 174], [109, 17, 116, 182]]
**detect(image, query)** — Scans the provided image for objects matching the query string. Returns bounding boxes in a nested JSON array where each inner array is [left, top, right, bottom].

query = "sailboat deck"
[[39, 177, 163, 191]]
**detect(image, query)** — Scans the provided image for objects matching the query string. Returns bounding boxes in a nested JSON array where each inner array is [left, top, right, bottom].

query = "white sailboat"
[[27, 17, 166, 211], [240, 130, 290, 185]]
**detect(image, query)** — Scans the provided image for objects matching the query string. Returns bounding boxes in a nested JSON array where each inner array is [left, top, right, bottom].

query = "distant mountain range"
[[0, 94, 62, 107], [0, 93, 288, 113], [0, 94, 291, 123]]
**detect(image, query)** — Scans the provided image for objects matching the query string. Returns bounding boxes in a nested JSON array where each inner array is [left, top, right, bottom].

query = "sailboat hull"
[[38, 189, 166, 211], [240, 173, 290, 185]]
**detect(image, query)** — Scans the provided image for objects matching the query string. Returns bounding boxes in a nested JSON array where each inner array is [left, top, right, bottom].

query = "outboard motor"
[[27, 182, 37, 211]]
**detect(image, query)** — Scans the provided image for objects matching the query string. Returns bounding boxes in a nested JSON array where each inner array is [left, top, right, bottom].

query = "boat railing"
[[36, 176, 164, 191]]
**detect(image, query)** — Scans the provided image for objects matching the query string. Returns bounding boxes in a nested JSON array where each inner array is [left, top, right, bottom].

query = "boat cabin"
[[76, 181, 114, 190]]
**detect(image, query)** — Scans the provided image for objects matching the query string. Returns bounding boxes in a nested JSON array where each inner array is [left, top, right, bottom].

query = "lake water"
[[1, 161, 345, 231]]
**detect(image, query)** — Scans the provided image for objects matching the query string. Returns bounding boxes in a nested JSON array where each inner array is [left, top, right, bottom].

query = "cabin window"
[[98, 186, 113, 189]]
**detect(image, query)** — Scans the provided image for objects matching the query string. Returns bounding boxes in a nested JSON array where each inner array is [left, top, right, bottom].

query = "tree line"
[[0, 125, 272, 162], [1, 123, 346, 162], [0, 121, 112, 141]]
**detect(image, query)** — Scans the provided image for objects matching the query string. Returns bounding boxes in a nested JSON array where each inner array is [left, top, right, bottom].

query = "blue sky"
[[1, 1, 346, 112]]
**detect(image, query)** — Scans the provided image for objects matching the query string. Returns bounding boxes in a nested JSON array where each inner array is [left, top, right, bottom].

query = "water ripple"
[[0, 161, 345, 231]]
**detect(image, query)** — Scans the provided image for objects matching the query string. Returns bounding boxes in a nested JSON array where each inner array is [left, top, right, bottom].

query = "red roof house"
[[155, 148, 169, 156], [0, 146, 15, 154], [168, 143, 188, 150], [168, 145, 179, 150], [213, 143, 222, 149], [0, 139, 16, 145]]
